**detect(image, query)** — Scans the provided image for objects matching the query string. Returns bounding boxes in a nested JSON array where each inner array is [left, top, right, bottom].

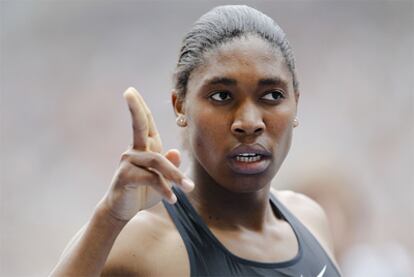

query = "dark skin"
[[50, 35, 337, 277], [181, 35, 297, 231], [169, 35, 301, 263]]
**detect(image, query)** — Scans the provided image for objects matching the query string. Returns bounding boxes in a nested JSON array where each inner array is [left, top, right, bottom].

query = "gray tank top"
[[162, 186, 341, 276]]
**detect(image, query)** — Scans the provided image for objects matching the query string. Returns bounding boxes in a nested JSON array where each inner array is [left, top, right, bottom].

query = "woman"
[[51, 5, 341, 277]]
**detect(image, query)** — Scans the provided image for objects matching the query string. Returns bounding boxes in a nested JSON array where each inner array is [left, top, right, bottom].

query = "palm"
[[106, 87, 189, 220], [141, 132, 164, 210], [123, 88, 167, 210]]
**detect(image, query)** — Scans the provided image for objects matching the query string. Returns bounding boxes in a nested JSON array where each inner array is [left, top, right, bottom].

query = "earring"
[[293, 118, 299, 128], [176, 115, 187, 127]]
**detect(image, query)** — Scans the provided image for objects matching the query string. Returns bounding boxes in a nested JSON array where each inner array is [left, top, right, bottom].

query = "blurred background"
[[1, 0, 413, 276]]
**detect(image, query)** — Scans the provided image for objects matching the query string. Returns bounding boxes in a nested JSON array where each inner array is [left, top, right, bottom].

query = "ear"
[[171, 90, 185, 116]]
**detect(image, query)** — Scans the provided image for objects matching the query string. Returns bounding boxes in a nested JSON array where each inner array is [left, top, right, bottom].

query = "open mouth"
[[234, 153, 263, 163], [227, 144, 272, 175]]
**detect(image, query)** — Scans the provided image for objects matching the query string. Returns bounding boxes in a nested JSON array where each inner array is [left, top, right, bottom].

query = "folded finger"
[[119, 161, 176, 204], [121, 150, 194, 192]]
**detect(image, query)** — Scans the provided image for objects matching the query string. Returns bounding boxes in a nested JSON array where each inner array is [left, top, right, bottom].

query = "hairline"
[[181, 33, 296, 98]]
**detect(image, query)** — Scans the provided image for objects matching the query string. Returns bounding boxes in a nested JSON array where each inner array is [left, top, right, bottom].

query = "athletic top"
[[162, 186, 341, 277]]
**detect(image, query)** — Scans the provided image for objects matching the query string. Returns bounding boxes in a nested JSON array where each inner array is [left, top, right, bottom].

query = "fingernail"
[[181, 178, 195, 192], [168, 193, 177, 204]]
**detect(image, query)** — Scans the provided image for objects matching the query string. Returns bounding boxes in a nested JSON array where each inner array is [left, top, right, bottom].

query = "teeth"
[[238, 153, 257, 157], [235, 155, 261, 163]]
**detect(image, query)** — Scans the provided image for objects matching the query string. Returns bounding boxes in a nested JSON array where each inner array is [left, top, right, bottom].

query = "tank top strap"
[[163, 186, 341, 276], [268, 192, 300, 224], [163, 186, 218, 246], [162, 186, 225, 275], [269, 191, 341, 276]]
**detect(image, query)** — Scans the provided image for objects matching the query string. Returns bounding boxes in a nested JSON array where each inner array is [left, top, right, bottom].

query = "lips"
[[226, 144, 272, 175], [227, 144, 272, 158]]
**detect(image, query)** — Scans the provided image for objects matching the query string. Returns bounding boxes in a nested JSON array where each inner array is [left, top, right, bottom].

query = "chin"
[[217, 169, 276, 194]]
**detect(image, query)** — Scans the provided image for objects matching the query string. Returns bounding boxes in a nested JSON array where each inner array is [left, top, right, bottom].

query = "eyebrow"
[[204, 76, 287, 87], [206, 77, 237, 86], [258, 77, 286, 86]]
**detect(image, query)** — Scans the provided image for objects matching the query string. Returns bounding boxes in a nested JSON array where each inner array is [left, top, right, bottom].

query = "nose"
[[231, 102, 265, 137]]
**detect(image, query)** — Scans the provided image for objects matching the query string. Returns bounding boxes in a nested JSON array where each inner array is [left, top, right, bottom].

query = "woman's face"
[[180, 35, 298, 193]]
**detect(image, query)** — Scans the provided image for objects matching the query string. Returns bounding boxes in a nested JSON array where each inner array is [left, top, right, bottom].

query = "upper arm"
[[102, 204, 189, 277], [101, 210, 163, 276], [273, 189, 339, 267]]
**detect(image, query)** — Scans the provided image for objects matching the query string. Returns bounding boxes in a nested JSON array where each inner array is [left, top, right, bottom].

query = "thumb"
[[164, 149, 181, 168]]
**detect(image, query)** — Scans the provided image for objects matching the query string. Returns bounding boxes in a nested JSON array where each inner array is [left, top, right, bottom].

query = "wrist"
[[93, 199, 129, 230]]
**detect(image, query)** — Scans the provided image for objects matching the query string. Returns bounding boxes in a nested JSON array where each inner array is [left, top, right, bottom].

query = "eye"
[[209, 91, 232, 102], [261, 91, 285, 102]]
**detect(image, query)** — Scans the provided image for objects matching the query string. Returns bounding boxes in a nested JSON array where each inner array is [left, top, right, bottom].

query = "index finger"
[[123, 87, 148, 150], [135, 90, 159, 138]]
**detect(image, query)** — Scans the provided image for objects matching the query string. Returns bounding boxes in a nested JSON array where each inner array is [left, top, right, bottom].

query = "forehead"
[[188, 35, 293, 90]]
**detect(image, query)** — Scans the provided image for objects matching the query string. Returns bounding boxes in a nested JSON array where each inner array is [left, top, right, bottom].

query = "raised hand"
[[103, 87, 194, 221]]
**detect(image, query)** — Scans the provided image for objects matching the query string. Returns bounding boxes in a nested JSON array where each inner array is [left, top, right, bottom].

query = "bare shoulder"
[[273, 189, 327, 227], [102, 202, 189, 276], [271, 188, 338, 266]]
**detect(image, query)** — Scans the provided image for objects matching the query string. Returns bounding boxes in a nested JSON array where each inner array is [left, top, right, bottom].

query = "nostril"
[[235, 128, 245, 133], [254, 127, 263, 133]]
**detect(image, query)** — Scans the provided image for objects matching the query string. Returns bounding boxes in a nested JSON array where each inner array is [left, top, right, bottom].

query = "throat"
[[185, 174, 275, 230]]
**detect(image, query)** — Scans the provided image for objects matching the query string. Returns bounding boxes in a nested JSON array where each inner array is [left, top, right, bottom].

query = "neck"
[[186, 161, 276, 231]]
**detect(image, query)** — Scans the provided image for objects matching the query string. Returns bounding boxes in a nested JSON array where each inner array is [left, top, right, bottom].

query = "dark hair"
[[174, 5, 298, 98]]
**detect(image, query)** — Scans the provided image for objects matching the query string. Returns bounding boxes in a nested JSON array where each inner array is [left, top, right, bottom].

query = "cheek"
[[267, 104, 295, 135], [187, 107, 229, 163], [265, 104, 296, 154]]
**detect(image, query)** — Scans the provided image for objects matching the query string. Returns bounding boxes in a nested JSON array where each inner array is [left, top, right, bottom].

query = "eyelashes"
[[208, 90, 285, 104], [209, 91, 232, 102], [260, 91, 285, 102]]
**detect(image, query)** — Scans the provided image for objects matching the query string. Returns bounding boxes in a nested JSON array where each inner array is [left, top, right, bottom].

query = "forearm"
[[50, 201, 128, 277]]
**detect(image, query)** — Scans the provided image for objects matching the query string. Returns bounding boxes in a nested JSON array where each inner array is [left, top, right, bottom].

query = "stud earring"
[[176, 115, 187, 127], [293, 118, 299, 128]]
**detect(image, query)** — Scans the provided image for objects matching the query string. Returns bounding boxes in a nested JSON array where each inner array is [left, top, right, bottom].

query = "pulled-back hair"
[[174, 5, 298, 98]]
